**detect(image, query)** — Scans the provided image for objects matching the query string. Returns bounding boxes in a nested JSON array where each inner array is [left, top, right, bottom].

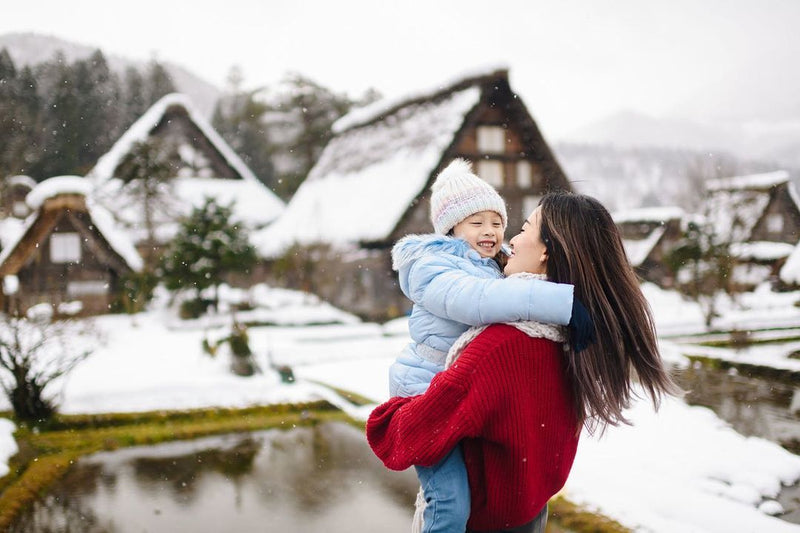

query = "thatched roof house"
[[254, 67, 571, 320], [87, 93, 284, 253], [0, 176, 142, 316], [705, 171, 800, 288], [613, 206, 684, 287]]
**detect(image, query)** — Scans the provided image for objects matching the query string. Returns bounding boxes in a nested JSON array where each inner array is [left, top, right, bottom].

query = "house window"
[[766, 213, 784, 233], [522, 195, 542, 219], [12, 201, 28, 218], [516, 161, 533, 188], [477, 126, 506, 154], [67, 280, 108, 295], [50, 233, 81, 263], [477, 160, 504, 188]]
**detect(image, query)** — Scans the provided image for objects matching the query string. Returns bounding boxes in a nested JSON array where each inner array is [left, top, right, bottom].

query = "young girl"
[[388, 159, 592, 533]]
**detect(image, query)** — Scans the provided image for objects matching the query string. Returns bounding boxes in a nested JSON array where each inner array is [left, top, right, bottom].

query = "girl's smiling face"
[[504, 207, 548, 275], [451, 210, 504, 258]]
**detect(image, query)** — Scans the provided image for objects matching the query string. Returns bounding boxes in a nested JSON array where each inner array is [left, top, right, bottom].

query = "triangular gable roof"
[[705, 170, 792, 243], [780, 241, 800, 285], [253, 67, 526, 258], [0, 176, 143, 275], [87, 93, 284, 230], [613, 206, 684, 267]]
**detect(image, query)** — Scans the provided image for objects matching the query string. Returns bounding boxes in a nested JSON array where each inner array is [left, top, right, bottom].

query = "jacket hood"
[[392, 234, 477, 271]]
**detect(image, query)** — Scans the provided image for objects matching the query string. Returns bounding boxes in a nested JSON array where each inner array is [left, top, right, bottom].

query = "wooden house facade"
[[0, 177, 143, 316], [253, 68, 571, 320], [613, 206, 684, 287], [705, 171, 800, 289]]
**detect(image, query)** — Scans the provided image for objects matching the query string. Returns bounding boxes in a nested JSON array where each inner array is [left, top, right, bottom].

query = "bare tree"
[[0, 306, 97, 423]]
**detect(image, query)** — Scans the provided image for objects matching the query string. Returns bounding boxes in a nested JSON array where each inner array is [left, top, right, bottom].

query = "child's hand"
[[568, 298, 596, 353]]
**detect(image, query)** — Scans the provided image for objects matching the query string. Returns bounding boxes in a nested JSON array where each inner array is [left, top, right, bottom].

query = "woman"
[[367, 192, 679, 533]]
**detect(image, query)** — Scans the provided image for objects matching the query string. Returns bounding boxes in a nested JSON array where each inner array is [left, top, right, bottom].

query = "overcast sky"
[[3, 0, 799, 139]]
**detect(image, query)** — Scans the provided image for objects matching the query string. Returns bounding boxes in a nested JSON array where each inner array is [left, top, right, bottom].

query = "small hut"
[[0, 176, 143, 316], [613, 206, 684, 287], [705, 171, 800, 288]]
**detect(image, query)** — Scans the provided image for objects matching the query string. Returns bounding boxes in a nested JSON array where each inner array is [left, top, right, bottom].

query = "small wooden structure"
[[705, 171, 800, 289], [1, 175, 36, 219], [614, 206, 684, 287], [254, 67, 571, 320], [0, 176, 143, 316]]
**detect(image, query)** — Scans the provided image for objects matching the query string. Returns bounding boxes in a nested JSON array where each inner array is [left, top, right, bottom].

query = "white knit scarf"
[[411, 272, 566, 532]]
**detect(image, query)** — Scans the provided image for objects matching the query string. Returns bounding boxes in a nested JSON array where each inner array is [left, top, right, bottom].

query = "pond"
[[674, 346, 800, 524], [10, 422, 420, 533]]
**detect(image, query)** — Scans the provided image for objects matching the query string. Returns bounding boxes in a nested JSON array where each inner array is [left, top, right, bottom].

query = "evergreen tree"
[[0, 50, 42, 179], [263, 73, 368, 199], [159, 198, 257, 317], [666, 216, 735, 327], [212, 81, 276, 191], [71, 50, 122, 172], [145, 60, 176, 103], [31, 51, 82, 178], [121, 65, 147, 129], [114, 138, 175, 269]]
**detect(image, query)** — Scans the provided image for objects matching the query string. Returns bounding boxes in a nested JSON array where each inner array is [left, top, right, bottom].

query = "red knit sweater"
[[367, 324, 580, 531]]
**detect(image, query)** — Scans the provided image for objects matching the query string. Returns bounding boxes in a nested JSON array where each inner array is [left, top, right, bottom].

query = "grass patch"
[[683, 354, 800, 384], [549, 496, 632, 532], [307, 380, 377, 406], [0, 401, 346, 530]]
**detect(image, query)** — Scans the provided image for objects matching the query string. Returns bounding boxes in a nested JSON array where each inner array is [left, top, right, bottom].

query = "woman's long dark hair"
[[539, 192, 680, 432]]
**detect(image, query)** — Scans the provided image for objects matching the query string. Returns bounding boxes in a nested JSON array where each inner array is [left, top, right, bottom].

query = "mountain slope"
[[0, 32, 220, 116]]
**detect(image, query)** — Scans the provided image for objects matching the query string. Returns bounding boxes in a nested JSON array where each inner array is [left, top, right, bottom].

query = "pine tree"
[[212, 79, 276, 191], [114, 139, 175, 269], [121, 65, 147, 129], [145, 60, 176, 103], [263, 73, 367, 199], [71, 50, 122, 173], [666, 217, 735, 327], [159, 198, 257, 317], [32, 51, 82, 178]]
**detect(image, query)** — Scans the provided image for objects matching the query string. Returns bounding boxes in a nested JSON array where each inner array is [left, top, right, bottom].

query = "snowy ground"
[[2, 282, 800, 532]]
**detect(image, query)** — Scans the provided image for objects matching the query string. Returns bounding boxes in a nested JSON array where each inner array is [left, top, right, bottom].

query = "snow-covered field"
[[2, 282, 800, 532]]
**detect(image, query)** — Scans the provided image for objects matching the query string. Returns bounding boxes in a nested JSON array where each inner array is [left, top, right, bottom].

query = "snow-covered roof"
[[780, 242, 800, 285], [704, 171, 800, 245], [332, 63, 508, 134], [86, 93, 283, 232], [25, 175, 92, 210], [96, 176, 284, 243], [622, 226, 667, 267], [613, 206, 683, 224], [706, 170, 789, 192], [253, 79, 485, 257], [729, 241, 795, 261], [0, 177, 142, 272], [5, 174, 37, 190]]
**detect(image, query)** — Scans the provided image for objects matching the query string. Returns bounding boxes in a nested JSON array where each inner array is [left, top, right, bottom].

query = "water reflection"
[[675, 362, 800, 452], [675, 359, 800, 523], [11, 422, 419, 533]]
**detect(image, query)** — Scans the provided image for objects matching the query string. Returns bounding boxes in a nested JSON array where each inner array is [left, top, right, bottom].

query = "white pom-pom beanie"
[[429, 159, 508, 235]]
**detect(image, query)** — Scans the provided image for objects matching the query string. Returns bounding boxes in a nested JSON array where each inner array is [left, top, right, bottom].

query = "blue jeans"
[[415, 446, 470, 533]]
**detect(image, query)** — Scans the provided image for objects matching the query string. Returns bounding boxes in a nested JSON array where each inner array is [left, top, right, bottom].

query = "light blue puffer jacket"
[[389, 234, 574, 397]]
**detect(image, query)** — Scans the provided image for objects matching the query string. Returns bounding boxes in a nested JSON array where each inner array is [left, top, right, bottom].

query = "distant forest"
[[0, 47, 378, 200]]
